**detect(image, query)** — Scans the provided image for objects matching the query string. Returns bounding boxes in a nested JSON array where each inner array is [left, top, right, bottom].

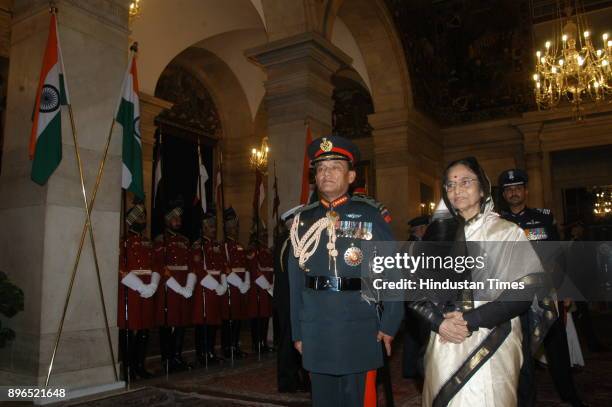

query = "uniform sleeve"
[[287, 246, 304, 341], [247, 249, 261, 281], [462, 286, 538, 331], [372, 208, 405, 336], [152, 240, 165, 278], [190, 244, 204, 278], [547, 213, 560, 241]]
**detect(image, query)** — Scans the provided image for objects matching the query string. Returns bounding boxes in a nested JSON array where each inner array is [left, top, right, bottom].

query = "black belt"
[[306, 276, 361, 291]]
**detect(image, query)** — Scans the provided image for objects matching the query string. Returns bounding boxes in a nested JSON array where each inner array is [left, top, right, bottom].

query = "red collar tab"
[[320, 195, 349, 209]]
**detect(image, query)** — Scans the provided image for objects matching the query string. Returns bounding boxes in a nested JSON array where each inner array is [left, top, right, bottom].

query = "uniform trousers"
[[310, 371, 366, 407]]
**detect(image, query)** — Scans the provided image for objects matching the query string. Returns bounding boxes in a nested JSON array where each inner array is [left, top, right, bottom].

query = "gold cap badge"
[[320, 137, 333, 152]]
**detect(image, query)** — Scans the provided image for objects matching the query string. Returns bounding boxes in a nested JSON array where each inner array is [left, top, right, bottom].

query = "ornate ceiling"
[[385, 0, 612, 125], [154, 64, 221, 139]]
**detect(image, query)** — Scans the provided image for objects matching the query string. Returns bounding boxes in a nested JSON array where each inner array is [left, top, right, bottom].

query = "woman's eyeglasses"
[[444, 178, 479, 192]]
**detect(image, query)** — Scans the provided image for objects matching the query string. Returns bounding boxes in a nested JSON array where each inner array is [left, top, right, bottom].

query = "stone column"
[[139, 93, 172, 237], [246, 32, 352, 218], [369, 109, 435, 239], [0, 0, 129, 391]]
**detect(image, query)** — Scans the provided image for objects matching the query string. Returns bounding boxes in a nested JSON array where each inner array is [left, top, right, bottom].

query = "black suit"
[[273, 230, 305, 392]]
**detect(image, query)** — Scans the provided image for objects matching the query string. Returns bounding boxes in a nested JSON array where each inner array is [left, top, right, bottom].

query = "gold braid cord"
[[290, 212, 339, 275]]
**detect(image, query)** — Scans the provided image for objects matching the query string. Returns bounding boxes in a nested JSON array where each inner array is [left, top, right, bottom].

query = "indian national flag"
[[116, 50, 144, 200], [29, 13, 69, 185]]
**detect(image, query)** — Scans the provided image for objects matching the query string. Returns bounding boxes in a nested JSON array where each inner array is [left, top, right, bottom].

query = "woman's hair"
[[442, 156, 492, 219]]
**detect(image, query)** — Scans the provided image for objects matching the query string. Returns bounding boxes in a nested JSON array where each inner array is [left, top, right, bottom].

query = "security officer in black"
[[499, 169, 587, 407], [288, 135, 404, 406], [402, 215, 431, 380], [274, 205, 309, 393]]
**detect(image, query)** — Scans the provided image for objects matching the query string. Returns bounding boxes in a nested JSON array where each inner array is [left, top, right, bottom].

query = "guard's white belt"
[[167, 265, 188, 271], [207, 270, 221, 275], [259, 267, 273, 272], [131, 269, 152, 276], [232, 267, 246, 273]]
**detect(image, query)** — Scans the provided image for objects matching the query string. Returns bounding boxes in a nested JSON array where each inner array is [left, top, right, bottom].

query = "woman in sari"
[[415, 157, 546, 407]]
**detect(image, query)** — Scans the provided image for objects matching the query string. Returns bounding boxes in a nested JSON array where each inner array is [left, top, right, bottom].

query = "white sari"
[[423, 202, 543, 407]]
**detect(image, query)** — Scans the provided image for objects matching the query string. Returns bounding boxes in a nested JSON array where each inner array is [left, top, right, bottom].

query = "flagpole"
[[45, 8, 119, 386], [196, 139, 208, 370]]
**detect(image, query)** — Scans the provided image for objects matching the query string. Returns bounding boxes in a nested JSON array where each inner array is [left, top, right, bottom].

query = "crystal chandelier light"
[[129, 0, 142, 20], [533, 1, 612, 112], [249, 137, 269, 173], [593, 186, 612, 217]]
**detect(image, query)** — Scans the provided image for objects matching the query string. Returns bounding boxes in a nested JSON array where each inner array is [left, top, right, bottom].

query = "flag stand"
[[45, 40, 140, 386], [44, 8, 121, 386]]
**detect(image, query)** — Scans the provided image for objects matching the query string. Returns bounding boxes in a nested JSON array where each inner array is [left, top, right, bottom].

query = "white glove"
[[166, 277, 184, 295], [240, 272, 250, 294], [240, 279, 251, 294], [121, 272, 146, 294], [140, 272, 161, 298], [255, 275, 272, 291], [182, 287, 193, 299], [266, 286, 274, 297], [184, 272, 197, 297], [227, 272, 243, 288], [216, 274, 228, 296], [150, 272, 161, 290], [140, 285, 154, 298], [201, 274, 220, 291]]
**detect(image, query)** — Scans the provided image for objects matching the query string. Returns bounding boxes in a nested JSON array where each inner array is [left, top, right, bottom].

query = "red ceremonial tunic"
[[153, 231, 193, 327], [118, 233, 157, 330], [190, 236, 227, 326], [247, 245, 274, 319], [222, 237, 249, 320]]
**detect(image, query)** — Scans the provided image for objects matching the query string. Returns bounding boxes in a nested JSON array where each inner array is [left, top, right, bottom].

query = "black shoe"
[[261, 345, 273, 353], [234, 348, 248, 359], [170, 356, 192, 371], [207, 352, 224, 364], [570, 401, 590, 407]]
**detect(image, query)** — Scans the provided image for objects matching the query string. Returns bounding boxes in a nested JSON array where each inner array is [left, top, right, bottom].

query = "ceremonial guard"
[[190, 211, 227, 364], [247, 229, 274, 353], [118, 202, 158, 380], [154, 202, 196, 371], [221, 207, 250, 358], [499, 169, 587, 407], [288, 135, 404, 406]]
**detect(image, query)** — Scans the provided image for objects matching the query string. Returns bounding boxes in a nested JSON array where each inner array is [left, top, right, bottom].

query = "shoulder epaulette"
[[192, 238, 202, 249], [534, 208, 552, 215], [351, 195, 392, 223], [295, 200, 320, 215]]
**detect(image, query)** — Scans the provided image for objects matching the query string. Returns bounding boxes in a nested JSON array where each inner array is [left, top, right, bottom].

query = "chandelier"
[[593, 186, 612, 217], [129, 0, 142, 20], [249, 137, 269, 173], [420, 201, 436, 216], [533, 0, 612, 112]]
